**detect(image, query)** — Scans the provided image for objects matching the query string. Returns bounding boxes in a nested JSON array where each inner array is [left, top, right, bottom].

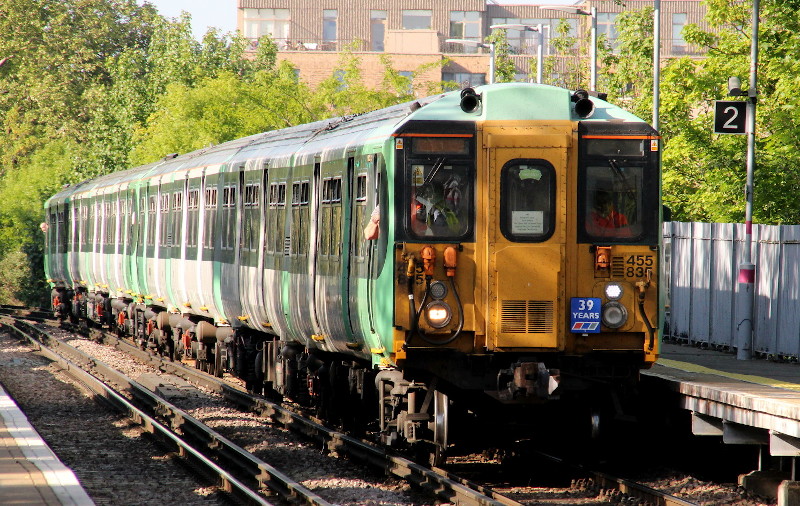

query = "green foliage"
[[602, 8, 655, 120], [0, 246, 47, 306], [657, 0, 800, 224], [0, 2, 443, 303], [544, 19, 583, 89], [486, 30, 516, 83]]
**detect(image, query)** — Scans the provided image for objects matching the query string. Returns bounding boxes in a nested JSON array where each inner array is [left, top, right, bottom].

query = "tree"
[[544, 19, 583, 89], [657, 0, 800, 224], [486, 29, 516, 83]]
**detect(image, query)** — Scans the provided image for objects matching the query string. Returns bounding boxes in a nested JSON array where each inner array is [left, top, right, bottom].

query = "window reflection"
[[585, 164, 643, 239], [409, 161, 471, 239]]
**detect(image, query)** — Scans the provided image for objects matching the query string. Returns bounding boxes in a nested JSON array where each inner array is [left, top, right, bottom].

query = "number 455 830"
[[625, 255, 653, 277]]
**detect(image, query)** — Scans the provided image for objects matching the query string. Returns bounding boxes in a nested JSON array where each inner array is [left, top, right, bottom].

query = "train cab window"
[[408, 161, 471, 239], [500, 161, 555, 242], [584, 164, 644, 239]]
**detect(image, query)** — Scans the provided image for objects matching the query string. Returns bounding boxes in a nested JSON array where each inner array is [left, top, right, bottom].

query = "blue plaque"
[[570, 297, 601, 333]]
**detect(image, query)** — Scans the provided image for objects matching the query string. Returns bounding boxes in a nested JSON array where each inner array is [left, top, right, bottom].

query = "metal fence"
[[663, 221, 800, 359]]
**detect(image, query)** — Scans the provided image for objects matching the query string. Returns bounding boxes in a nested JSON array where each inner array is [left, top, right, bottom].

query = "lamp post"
[[653, 0, 661, 131], [490, 23, 544, 84], [445, 39, 496, 84], [729, 0, 760, 361], [539, 6, 597, 91]]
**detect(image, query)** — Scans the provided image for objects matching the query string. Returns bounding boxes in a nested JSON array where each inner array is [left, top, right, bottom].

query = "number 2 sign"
[[714, 100, 747, 134]]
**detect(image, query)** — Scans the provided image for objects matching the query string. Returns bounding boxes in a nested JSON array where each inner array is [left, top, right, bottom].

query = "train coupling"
[[497, 361, 560, 401]]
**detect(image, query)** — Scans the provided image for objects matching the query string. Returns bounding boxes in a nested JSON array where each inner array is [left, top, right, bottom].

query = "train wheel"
[[431, 390, 449, 467]]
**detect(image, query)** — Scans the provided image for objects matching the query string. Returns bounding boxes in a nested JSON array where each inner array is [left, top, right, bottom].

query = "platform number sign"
[[714, 100, 747, 134], [570, 297, 601, 333]]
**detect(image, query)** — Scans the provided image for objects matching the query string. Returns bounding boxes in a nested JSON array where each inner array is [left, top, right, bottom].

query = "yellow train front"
[[380, 85, 660, 456]]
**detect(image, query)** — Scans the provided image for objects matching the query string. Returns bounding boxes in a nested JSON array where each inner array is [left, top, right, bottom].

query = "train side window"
[[221, 185, 236, 250], [267, 182, 286, 253], [290, 180, 310, 254], [204, 187, 217, 249], [173, 191, 183, 248], [500, 160, 555, 242], [148, 195, 157, 248], [187, 189, 200, 248], [159, 193, 170, 247]]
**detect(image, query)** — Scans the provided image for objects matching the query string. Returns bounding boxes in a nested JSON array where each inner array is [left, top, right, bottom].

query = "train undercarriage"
[[50, 287, 644, 464]]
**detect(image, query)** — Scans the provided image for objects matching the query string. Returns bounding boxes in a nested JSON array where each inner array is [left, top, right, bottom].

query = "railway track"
[[1, 316, 327, 505], [0, 306, 700, 506]]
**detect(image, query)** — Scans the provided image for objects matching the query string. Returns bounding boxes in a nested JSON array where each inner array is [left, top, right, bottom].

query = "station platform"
[[0, 382, 94, 505], [644, 342, 800, 457]]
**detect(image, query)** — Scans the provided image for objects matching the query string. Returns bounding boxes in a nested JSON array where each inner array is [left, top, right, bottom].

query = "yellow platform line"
[[658, 358, 800, 393]]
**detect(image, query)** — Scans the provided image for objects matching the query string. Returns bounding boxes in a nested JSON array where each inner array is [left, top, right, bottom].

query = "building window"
[[597, 13, 618, 48], [672, 13, 688, 54], [243, 8, 291, 48], [323, 9, 337, 43], [443, 72, 486, 88], [399, 71, 414, 94], [450, 11, 482, 51], [402, 10, 432, 30], [371, 10, 387, 51]]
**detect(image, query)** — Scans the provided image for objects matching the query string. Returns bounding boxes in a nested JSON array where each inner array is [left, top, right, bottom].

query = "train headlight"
[[604, 283, 623, 301], [602, 301, 628, 329], [425, 301, 452, 329], [429, 280, 448, 300]]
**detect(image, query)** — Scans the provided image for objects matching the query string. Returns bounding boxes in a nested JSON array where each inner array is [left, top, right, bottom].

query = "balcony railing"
[[247, 36, 706, 58], [249, 38, 368, 52]]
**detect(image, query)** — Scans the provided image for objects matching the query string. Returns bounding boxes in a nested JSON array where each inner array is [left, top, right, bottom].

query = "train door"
[[238, 166, 265, 327], [127, 186, 139, 294], [347, 154, 383, 345], [339, 155, 359, 342], [68, 200, 79, 284], [217, 168, 242, 320], [484, 124, 571, 350]]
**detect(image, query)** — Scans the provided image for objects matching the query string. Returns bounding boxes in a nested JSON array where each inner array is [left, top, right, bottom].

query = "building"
[[237, 0, 708, 93]]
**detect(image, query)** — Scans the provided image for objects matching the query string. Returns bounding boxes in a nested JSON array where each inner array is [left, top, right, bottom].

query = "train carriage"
[[45, 83, 661, 460]]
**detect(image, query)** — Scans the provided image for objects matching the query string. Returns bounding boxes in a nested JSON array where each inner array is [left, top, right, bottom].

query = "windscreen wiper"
[[421, 157, 446, 187]]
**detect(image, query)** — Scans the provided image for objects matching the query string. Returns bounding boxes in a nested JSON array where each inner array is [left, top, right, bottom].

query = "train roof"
[[409, 83, 644, 123], [45, 83, 647, 208]]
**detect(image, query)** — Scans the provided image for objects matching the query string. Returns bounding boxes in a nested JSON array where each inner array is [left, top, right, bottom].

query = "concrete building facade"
[[237, 0, 708, 93]]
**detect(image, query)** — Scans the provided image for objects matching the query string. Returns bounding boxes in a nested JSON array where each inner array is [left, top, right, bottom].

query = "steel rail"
[[1, 318, 331, 506], [90, 328, 515, 506], [96, 323, 695, 506], [10, 311, 693, 506], [536, 451, 698, 506]]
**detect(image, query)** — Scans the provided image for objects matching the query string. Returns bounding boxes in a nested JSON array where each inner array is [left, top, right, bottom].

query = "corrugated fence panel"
[[776, 226, 800, 358], [664, 222, 800, 359], [689, 222, 712, 344], [669, 222, 693, 340], [753, 224, 780, 354], [709, 222, 736, 348]]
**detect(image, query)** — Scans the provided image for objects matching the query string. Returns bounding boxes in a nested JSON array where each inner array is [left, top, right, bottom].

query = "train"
[[44, 83, 661, 461]]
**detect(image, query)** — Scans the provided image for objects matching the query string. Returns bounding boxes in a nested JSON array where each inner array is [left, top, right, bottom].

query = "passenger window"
[[500, 160, 554, 242], [584, 164, 643, 239]]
